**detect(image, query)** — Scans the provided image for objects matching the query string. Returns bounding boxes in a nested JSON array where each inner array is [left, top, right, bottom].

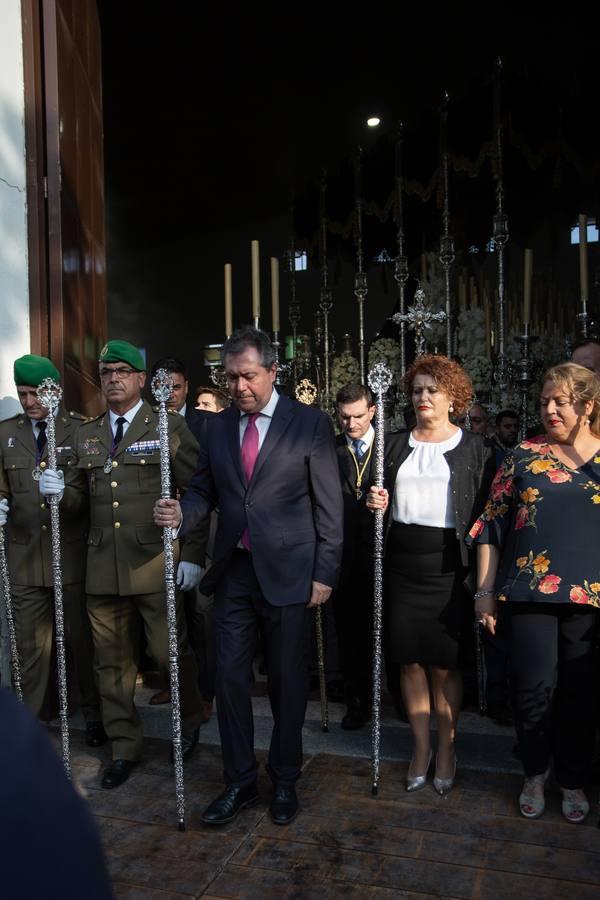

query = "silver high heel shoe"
[[406, 750, 433, 793], [433, 751, 457, 796]]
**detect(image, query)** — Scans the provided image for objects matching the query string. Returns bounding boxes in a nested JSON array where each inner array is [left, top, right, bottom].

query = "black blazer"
[[382, 429, 497, 570], [181, 392, 344, 605], [335, 433, 374, 573]]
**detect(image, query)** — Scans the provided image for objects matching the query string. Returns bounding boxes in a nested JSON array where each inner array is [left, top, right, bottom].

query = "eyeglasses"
[[99, 367, 137, 380]]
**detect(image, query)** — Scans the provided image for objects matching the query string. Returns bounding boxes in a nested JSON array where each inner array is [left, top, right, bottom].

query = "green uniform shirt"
[[0, 407, 89, 586]]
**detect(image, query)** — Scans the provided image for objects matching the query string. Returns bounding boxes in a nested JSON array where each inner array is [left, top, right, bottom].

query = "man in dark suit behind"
[[154, 327, 343, 826], [334, 382, 376, 729]]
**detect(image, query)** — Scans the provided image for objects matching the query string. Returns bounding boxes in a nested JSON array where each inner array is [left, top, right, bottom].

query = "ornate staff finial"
[[150, 368, 174, 404], [37, 377, 63, 412]]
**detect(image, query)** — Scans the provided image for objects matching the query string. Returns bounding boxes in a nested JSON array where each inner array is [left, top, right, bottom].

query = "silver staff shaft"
[[37, 378, 70, 777], [0, 526, 23, 701], [367, 362, 393, 796], [153, 369, 186, 831], [314, 605, 329, 732]]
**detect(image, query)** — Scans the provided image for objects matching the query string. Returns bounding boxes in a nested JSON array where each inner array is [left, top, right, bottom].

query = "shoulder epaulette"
[[0, 412, 22, 425], [68, 410, 88, 421]]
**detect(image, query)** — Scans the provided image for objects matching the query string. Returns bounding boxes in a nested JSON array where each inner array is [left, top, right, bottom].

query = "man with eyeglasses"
[[46, 340, 205, 789]]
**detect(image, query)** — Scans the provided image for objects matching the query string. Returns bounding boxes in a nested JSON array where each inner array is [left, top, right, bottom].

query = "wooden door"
[[22, 0, 106, 415]]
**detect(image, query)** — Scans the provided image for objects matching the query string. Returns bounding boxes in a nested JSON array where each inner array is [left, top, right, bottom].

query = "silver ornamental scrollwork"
[[366, 361, 393, 795], [392, 286, 447, 358], [36, 377, 71, 777], [0, 529, 23, 701], [151, 368, 187, 831]]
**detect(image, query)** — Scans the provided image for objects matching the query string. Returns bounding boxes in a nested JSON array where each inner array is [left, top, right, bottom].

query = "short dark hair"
[[496, 408, 519, 427], [195, 384, 229, 410], [336, 382, 373, 407], [222, 326, 275, 369], [151, 357, 187, 379]]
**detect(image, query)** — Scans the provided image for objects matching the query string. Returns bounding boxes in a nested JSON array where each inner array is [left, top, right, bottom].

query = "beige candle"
[[224, 263, 233, 338], [270, 257, 280, 332], [251, 240, 260, 320], [579, 214, 589, 312], [523, 248, 533, 325]]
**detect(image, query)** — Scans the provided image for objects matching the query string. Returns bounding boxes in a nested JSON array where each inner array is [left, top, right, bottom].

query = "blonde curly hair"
[[542, 362, 600, 436]]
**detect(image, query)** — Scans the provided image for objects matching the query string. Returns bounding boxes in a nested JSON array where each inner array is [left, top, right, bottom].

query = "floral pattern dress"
[[467, 435, 600, 607]]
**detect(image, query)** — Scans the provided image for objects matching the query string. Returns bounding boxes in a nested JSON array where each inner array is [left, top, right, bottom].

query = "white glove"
[[39, 469, 65, 501], [0, 498, 8, 527], [176, 561, 203, 592]]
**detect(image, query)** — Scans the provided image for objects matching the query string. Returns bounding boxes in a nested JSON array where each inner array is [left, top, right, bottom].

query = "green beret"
[[99, 340, 145, 371], [13, 354, 60, 387]]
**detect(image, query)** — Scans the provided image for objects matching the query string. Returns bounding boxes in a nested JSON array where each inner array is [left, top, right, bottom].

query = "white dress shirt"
[[392, 429, 462, 528], [344, 424, 375, 454], [108, 398, 143, 440], [239, 388, 279, 449]]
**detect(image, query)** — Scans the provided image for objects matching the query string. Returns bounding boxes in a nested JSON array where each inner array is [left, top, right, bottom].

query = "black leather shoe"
[[341, 705, 370, 730], [270, 784, 299, 825], [101, 759, 138, 789], [85, 721, 108, 747], [169, 728, 199, 764], [201, 783, 259, 825]]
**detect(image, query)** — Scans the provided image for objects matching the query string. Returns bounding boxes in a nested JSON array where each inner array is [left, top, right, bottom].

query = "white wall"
[[0, 0, 29, 420]]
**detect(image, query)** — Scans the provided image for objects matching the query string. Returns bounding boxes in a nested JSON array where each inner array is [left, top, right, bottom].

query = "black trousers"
[[333, 565, 373, 707], [508, 602, 599, 788], [214, 550, 310, 788]]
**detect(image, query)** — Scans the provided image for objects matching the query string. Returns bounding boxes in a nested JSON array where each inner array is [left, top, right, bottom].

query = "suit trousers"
[[215, 550, 310, 788], [508, 602, 599, 788], [12, 582, 100, 722], [333, 564, 373, 708], [86, 590, 202, 760]]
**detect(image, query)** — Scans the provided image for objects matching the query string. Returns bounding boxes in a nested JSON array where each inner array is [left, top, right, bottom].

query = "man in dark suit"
[[334, 382, 376, 729], [154, 326, 343, 826]]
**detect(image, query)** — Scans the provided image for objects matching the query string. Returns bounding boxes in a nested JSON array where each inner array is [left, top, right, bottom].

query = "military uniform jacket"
[[0, 406, 88, 586], [75, 400, 204, 596]]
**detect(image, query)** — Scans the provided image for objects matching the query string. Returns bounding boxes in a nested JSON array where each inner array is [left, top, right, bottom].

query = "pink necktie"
[[241, 413, 259, 550]]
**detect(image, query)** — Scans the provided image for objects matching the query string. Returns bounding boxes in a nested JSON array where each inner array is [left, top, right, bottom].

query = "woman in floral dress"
[[470, 362, 600, 823]]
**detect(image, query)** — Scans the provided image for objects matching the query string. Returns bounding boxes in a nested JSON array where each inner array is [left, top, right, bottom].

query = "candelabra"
[[439, 92, 455, 357], [394, 122, 410, 380], [514, 324, 539, 439], [319, 169, 334, 414], [354, 148, 368, 383], [492, 58, 510, 404]]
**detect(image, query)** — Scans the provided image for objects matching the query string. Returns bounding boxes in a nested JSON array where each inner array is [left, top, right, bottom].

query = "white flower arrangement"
[[367, 338, 402, 386], [331, 351, 361, 400]]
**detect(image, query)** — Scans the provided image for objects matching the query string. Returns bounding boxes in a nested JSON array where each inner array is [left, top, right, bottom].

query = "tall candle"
[[579, 214, 589, 312], [270, 257, 280, 332], [224, 263, 232, 338], [523, 248, 533, 326], [251, 240, 260, 321], [421, 252, 427, 283], [484, 291, 491, 359]]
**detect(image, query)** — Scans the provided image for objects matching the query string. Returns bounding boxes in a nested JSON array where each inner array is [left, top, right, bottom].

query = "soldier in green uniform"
[[0, 354, 104, 744], [53, 340, 204, 789]]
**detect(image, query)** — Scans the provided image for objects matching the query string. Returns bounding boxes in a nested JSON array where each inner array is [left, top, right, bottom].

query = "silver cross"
[[392, 285, 447, 357]]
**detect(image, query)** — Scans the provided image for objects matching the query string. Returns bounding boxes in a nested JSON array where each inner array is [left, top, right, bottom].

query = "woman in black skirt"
[[368, 355, 495, 794]]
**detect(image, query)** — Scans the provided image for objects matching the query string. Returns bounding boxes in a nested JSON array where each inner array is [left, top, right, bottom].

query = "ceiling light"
[[367, 117, 381, 127]]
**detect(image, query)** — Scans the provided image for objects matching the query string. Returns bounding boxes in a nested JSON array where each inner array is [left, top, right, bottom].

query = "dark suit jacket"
[[381, 429, 496, 571], [335, 433, 374, 576], [181, 392, 343, 606]]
